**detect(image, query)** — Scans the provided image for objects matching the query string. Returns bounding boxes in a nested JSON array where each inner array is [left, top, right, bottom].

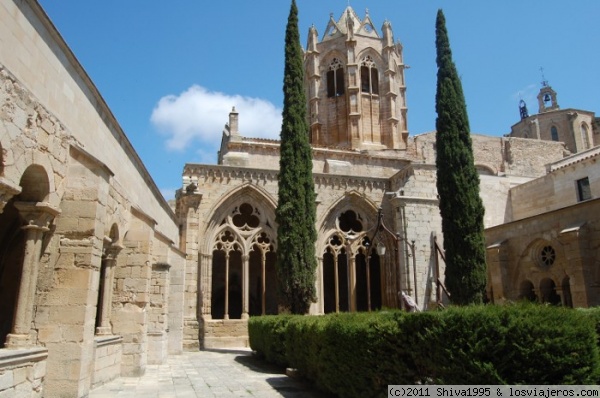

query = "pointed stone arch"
[[318, 191, 378, 244], [356, 48, 384, 70], [317, 192, 382, 313], [200, 185, 278, 322], [203, 184, 277, 254]]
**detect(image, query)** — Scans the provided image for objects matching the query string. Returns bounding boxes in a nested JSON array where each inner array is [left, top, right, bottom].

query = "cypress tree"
[[434, 9, 487, 305], [275, 0, 317, 314]]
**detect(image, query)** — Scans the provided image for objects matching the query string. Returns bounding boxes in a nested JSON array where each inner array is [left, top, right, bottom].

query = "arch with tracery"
[[209, 202, 277, 319], [321, 209, 382, 313]]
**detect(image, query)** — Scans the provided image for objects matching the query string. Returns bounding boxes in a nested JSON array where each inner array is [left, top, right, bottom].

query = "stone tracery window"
[[323, 210, 381, 314], [232, 203, 260, 230], [538, 245, 556, 268], [210, 203, 276, 319], [327, 58, 345, 98], [249, 232, 277, 316], [360, 55, 379, 95]]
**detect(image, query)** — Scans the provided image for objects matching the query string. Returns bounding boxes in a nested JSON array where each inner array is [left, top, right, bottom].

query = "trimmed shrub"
[[285, 315, 328, 384], [248, 314, 294, 367], [249, 305, 600, 397]]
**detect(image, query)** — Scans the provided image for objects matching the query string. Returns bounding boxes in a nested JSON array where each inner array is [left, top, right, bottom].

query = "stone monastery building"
[[0, 1, 598, 396]]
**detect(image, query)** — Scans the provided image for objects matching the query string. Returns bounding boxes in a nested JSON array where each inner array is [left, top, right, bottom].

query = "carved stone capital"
[[14, 201, 61, 231], [103, 244, 124, 262]]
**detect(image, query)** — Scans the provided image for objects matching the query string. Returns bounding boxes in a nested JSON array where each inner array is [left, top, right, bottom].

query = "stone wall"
[[203, 320, 249, 349], [412, 132, 568, 178], [0, 0, 177, 240], [0, 1, 187, 397], [509, 147, 600, 221], [91, 336, 122, 389], [486, 198, 600, 307], [0, 348, 47, 397]]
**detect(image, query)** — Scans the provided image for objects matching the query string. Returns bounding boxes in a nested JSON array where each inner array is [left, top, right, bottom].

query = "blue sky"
[[37, 1, 600, 200]]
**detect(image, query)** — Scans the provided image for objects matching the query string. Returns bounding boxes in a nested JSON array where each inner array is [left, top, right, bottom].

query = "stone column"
[[5, 201, 60, 348], [317, 257, 324, 314], [242, 254, 249, 319], [348, 247, 357, 312], [96, 245, 123, 335]]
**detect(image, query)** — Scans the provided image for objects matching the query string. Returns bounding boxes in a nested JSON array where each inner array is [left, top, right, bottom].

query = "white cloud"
[[151, 85, 282, 151]]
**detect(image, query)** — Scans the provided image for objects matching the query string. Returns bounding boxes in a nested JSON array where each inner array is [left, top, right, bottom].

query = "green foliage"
[[248, 315, 294, 367], [249, 305, 600, 397], [285, 315, 327, 384], [434, 9, 487, 305], [275, 0, 318, 314]]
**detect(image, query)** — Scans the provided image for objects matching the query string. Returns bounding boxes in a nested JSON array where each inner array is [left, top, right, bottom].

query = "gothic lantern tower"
[[304, 7, 409, 150]]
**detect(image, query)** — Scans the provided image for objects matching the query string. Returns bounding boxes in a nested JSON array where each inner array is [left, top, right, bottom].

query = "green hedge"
[[249, 305, 600, 397], [247, 314, 294, 367]]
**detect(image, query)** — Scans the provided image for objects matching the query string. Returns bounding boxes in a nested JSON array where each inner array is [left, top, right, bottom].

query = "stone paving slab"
[[89, 348, 334, 398]]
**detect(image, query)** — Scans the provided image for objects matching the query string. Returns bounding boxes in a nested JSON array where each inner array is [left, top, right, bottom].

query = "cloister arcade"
[[207, 202, 278, 320]]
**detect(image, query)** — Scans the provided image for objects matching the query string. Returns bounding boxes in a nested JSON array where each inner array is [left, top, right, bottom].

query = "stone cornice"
[[131, 205, 157, 229], [224, 138, 415, 166], [69, 144, 114, 180], [0, 347, 48, 368], [183, 164, 278, 183], [182, 164, 390, 192], [548, 145, 600, 172]]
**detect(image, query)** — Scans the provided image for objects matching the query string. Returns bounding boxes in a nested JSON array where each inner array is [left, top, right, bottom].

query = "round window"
[[538, 245, 556, 267]]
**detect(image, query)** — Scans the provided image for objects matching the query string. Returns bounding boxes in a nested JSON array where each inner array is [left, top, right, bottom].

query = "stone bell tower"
[[304, 7, 409, 150]]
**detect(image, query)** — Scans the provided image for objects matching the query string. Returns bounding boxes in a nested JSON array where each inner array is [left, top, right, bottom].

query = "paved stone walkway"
[[89, 348, 333, 397]]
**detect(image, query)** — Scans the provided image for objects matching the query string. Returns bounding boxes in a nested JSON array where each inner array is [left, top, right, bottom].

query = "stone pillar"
[[348, 247, 357, 312], [317, 257, 324, 314], [486, 243, 507, 304], [242, 254, 249, 319], [112, 208, 155, 376], [167, 251, 186, 355], [5, 201, 59, 348], [200, 253, 212, 319], [178, 192, 201, 351], [96, 245, 123, 335], [148, 262, 170, 364]]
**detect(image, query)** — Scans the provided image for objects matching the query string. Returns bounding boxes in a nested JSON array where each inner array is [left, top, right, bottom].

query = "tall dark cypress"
[[434, 10, 487, 305], [275, 0, 317, 314]]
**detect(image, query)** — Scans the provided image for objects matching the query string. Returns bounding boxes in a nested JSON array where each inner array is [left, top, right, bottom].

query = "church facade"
[[175, 6, 598, 349], [0, 1, 598, 397]]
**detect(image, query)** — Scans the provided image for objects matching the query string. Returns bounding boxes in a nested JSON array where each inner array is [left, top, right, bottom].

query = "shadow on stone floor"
[[233, 353, 336, 398]]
